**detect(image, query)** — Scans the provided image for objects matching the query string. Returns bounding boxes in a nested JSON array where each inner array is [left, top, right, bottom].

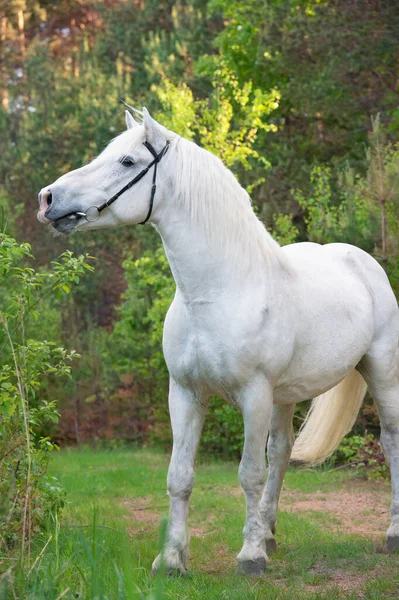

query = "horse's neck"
[[155, 214, 231, 302], [152, 141, 289, 302], [153, 202, 286, 304]]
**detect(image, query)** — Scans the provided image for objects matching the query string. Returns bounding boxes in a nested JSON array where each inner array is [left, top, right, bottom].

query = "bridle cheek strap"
[[73, 139, 170, 225], [139, 141, 167, 225]]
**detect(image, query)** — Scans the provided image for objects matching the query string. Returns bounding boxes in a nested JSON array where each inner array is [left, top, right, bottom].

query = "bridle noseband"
[[55, 140, 170, 226]]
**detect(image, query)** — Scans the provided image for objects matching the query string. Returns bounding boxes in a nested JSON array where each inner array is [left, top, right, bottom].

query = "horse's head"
[[37, 108, 173, 234]]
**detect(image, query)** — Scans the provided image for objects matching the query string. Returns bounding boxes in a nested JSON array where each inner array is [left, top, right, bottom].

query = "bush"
[[201, 398, 244, 459], [333, 433, 388, 478], [0, 234, 93, 564]]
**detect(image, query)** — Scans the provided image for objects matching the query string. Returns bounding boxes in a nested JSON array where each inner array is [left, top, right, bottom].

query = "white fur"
[[291, 370, 368, 465], [39, 110, 399, 573]]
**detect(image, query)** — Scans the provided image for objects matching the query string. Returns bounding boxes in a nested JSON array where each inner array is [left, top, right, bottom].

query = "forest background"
[[2, 0, 399, 461]]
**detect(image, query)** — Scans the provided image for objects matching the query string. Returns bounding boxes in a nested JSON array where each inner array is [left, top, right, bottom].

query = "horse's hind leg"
[[260, 404, 295, 554], [360, 341, 399, 551]]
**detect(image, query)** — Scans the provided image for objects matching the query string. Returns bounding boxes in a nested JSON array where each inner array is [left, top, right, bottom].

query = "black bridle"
[[55, 140, 170, 225]]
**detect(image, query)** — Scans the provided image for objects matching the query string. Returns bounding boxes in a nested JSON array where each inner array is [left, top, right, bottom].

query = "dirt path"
[[121, 478, 392, 546], [119, 477, 394, 597], [280, 477, 391, 538]]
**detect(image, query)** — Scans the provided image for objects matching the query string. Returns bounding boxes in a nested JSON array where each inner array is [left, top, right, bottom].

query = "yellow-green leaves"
[[154, 64, 279, 172]]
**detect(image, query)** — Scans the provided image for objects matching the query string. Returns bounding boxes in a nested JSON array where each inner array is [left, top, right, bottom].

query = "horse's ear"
[[125, 110, 137, 130], [142, 107, 164, 144]]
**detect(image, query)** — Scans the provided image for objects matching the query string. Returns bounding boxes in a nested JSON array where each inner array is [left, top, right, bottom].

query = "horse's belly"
[[274, 367, 357, 404], [274, 324, 371, 403], [274, 293, 373, 403]]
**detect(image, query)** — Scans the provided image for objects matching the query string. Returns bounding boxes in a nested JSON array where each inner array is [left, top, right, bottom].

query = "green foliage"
[[201, 398, 244, 458], [106, 246, 173, 390], [0, 234, 93, 562], [155, 72, 278, 177], [100, 247, 173, 445], [362, 116, 399, 214], [291, 120, 399, 298], [353, 116, 399, 286], [1, 515, 167, 600], [294, 165, 376, 248], [272, 214, 299, 246], [334, 433, 389, 479]]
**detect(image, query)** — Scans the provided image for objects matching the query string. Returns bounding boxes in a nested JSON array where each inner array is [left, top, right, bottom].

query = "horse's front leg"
[[236, 376, 273, 575], [152, 378, 208, 575]]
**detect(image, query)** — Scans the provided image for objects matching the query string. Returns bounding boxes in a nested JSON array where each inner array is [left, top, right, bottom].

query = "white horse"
[[38, 109, 399, 575]]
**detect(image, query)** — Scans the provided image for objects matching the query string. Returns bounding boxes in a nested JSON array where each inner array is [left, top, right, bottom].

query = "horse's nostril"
[[44, 190, 53, 215]]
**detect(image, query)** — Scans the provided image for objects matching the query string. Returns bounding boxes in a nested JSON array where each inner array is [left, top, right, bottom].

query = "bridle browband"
[[55, 140, 170, 226]]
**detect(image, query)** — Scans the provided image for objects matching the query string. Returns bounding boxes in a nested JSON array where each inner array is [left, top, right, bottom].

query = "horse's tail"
[[290, 370, 367, 466]]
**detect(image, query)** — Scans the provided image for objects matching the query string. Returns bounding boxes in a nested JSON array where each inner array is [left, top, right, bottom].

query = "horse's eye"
[[120, 156, 135, 167]]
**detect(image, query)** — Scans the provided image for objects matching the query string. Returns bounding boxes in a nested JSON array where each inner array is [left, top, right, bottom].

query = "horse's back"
[[282, 241, 398, 334]]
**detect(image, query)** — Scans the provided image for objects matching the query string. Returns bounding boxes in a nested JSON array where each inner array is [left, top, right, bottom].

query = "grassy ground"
[[7, 448, 399, 599]]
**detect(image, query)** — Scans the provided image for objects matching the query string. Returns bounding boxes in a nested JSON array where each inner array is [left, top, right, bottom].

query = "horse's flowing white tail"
[[290, 370, 367, 466]]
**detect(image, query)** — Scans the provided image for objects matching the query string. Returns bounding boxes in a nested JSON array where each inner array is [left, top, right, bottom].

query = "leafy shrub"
[[294, 165, 377, 250], [201, 398, 244, 459], [101, 246, 173, 446], [334, 433, 388, 478], [272, 213, 299, 246], [0, 234, 93, 563]]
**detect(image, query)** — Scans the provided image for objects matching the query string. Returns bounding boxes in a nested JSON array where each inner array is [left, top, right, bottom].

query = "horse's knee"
[[167, 464, 194, 499], [238, 459, 267, 494]]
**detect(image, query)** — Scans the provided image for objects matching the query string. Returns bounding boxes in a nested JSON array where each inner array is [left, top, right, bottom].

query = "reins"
[[55, 140, 170, 225]]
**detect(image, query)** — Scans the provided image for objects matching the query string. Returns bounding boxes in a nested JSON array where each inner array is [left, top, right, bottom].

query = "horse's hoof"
[[387, 535, 399, 552], [236, 557, 267, 576], [266, 537, 277, 554], [152, 564, 187, 577], [167, 567, 188, 577], [152, 553, 187, 576]]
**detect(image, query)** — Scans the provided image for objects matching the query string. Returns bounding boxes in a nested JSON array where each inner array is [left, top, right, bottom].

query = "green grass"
[[3, 448, 399, 599]]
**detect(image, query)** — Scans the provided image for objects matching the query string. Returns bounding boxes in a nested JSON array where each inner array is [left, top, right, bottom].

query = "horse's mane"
[[169, 135, 290, 275]]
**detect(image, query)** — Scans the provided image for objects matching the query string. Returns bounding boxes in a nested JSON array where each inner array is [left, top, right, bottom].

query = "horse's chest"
[[166, 324, 244, 392], [163, 301, 270, 394]]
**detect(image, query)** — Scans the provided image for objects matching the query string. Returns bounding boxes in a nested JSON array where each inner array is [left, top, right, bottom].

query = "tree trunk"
[[74, 397, 81, 445], [17, 9, 26, 58], [381, 199, 387, 267], [71, 17, 80, 78], [1, 16, 8, 110]]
